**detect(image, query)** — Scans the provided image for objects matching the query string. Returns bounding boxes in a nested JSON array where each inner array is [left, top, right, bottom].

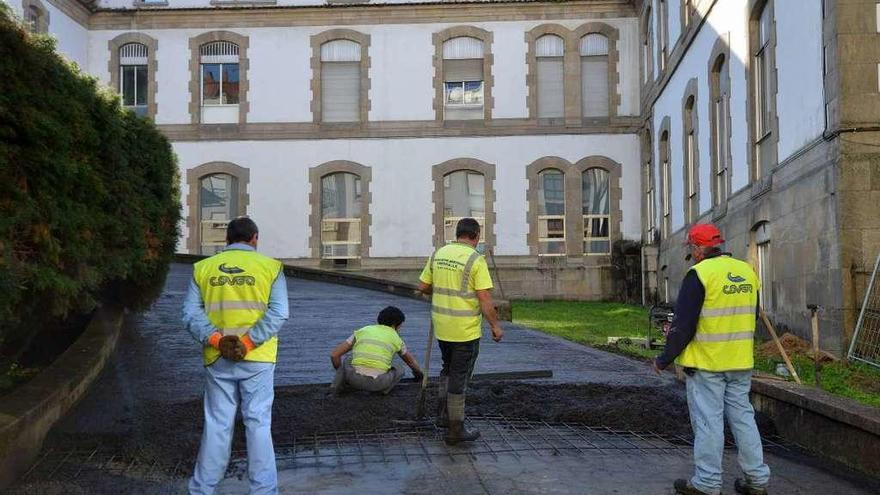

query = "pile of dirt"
[[757, 333, 837, 363]]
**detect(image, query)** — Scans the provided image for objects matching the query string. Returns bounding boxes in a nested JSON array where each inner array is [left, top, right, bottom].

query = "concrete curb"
[[173, 253, 513, 320], [751, 377, 880, 475], [0, 304, 124, 488]]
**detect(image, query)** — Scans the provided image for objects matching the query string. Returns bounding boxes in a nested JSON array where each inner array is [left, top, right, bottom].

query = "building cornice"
[[89, 0, 637, 30]]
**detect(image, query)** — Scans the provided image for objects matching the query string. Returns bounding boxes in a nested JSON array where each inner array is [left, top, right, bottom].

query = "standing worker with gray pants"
[[330, 306, 424, 394], [418, 218, 503, 445]]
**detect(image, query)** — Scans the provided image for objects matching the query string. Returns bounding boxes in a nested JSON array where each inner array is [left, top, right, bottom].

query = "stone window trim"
[[746, 0, 779, 190], [708, 34, 732, 219], [431, 158, 496, 250], [108, 32, 159, 119], [22, 0, 49, 34], [679, 0, 698, 38], [310, 29, 372, 125], [185, 161, 250, 254], [308, 160, 373, 260], [432, 25, 494, 122], [572, 22, 621, 122], [681, 77, 700, 226], [658, 0, 669, 72], [640, 4, 654, 89], [658, 116, 671, 240], [210, 0, 277, 6], [573, 155, 622, 258], [524, 23, 574, 124], [188, 30, 250, 125], [641, 126, 656, 243]]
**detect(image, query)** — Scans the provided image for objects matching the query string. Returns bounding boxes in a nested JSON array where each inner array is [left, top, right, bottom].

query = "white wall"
[[87, 16, 641, 124], [648, 0, 825, 235], [173, 133, 641, 259]]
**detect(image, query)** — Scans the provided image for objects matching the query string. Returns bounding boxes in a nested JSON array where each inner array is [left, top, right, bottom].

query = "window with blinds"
[[537, 169, 566, 256], [321, 39, 361, 123], [582, 168, 611, 255], [536, 35, 564, 119], [580, 34, 610, 118], [119, 43, 148, 117], [443, 37, 484, 120]]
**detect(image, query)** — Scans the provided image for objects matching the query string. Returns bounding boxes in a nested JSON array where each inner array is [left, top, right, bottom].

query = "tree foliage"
[[0, 6, 181, 359]]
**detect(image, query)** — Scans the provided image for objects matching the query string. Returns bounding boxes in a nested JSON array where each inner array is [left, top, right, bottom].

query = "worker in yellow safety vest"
[[418, 217, 503, 446], [653, 223, 771, 495], [183, 217, 289, 495], [329, 306, 424, 395]]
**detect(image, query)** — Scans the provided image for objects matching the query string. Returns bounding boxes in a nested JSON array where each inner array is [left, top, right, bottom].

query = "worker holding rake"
[[653, 223, 771, 495]]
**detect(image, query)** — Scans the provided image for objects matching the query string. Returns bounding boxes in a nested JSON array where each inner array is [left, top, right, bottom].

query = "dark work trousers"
[[438, 339, 480, 394]]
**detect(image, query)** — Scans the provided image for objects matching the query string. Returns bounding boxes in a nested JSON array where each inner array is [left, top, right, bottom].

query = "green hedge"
[[0, 7, 181, 361]]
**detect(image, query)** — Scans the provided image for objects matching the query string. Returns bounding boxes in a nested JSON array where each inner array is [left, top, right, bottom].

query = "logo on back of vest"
[[209, 275, 256, 287], [723, 272, 753, 294], [219, 263, 245, 274]]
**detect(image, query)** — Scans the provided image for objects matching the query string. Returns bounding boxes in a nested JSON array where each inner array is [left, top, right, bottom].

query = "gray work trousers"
[[335, 359, 404, 394]]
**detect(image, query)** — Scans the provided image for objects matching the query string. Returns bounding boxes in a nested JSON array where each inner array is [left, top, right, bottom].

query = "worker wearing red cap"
[[653, 223, 771, 495]]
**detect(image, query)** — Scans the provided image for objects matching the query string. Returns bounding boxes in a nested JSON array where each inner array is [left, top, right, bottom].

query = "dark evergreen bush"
[[0, 6, 180, 364]]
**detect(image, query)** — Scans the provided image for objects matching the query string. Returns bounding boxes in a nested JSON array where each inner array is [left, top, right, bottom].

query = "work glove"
[[219, 335, 247, 361], [412, 369, 425, 383]]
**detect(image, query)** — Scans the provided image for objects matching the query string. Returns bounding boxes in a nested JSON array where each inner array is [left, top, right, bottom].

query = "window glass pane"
[[322, 62, 361, 122], [121, 66, 136, 107], [135, 65, 148, 106], [443, 170, 486, 245], [581, 55, 609, 117], [537, 58, 564, 118], [463, 81, 483, 104], [582, 169, 609, 215], [321, 173, 361, 219], [445, 82, 464, 104], [200, 174, 236, 255], [759, 6, 772, 47], [222, 63, 240, 105], [538, 169, 565, 216], [202, 64, 221, 105]]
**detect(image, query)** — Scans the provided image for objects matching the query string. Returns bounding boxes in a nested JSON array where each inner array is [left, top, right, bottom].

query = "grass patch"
[[755, 354, 880, 409], [512, 300, 660, 360]]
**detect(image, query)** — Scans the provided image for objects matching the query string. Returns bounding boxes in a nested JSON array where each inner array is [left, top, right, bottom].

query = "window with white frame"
[[658, 0, 668, 71], [754, 4, 773, 179], [660, 130, 671, 238], [321, 172, 362, 259], [685, 96, 697, 224], [582, 168, 610, 255], [321, 39, 361, 123], [642, 7, 654, 84], [199, 174, 238, 255], [200, 41, 240, 124], [119, 43, 148, 117], [711, 54, 730, 207], [536, 34, 564, 119], [443, 37, 484, 120], [443, 170, 486, 251], [644, 153, 656, 241], [537, 168, 566, 256], [580, 34, 610, 118], [753, 222, 772, 310]]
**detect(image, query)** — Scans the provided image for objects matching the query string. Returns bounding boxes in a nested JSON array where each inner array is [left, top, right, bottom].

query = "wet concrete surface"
[[10, 263, 880, 494]]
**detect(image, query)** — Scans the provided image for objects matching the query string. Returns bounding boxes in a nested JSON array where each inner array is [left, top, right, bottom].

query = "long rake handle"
[[760, 309, 801, 385], [415, 320, 434, 419]]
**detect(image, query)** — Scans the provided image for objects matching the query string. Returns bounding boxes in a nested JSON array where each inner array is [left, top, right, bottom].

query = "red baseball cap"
[[685, 223, 725, 247]]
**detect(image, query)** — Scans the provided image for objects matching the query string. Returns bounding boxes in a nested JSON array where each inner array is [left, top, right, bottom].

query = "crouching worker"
[[330, 306, 424, 394]]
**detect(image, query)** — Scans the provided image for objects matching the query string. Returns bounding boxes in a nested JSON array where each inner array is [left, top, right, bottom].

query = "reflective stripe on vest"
[[194, 249, 283, 366], [676, 256, 760, 372], [350, 325, 403, 372], [429, 243, 484, 342]]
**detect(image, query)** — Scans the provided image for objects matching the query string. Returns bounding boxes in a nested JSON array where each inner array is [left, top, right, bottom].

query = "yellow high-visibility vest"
[[194, 248, 283, 366], [420, 242, 492, 342], [676, 255, 761, 372], [350, 325, 403, 372]]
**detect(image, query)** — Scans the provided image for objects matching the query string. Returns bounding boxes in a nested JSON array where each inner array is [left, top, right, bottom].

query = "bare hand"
[[491, 324, 504, 343], [651, 359, 663, 375], [412, 369, 424, 382]]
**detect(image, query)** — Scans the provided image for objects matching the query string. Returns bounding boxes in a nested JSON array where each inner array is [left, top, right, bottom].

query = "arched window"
[[684, 92, 698, 224], [752, 221, 772, 310], [710, 51, 731, 209], [321, 172, 363, 260], [26, 5, 43, 33], [659, 127, 671, 238], [644, 132, 656, 241], [580, 34, 609, 118], [199, 174, 238, 255], [537, 168, 566, 256], [443, 170, 486, 251], [582, 168, 610, 255], [200, 40, 240, 123], [658, 0, 668, 71], [750, 1, 777, 181], [321, 39, 361, 122], [119, 43, 148, 117], [535, 34, 564, 119], [443, 36, 485, 120], [642, 6, 654, 84]]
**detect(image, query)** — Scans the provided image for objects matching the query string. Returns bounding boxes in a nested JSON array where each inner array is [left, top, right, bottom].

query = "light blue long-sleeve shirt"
[[182, 243, 290, 346]]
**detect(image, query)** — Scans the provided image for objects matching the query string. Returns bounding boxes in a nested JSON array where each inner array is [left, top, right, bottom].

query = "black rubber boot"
[[444, 420, 480, 446], [673, 479, 714, 495], [734, 479, 768, 495]]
